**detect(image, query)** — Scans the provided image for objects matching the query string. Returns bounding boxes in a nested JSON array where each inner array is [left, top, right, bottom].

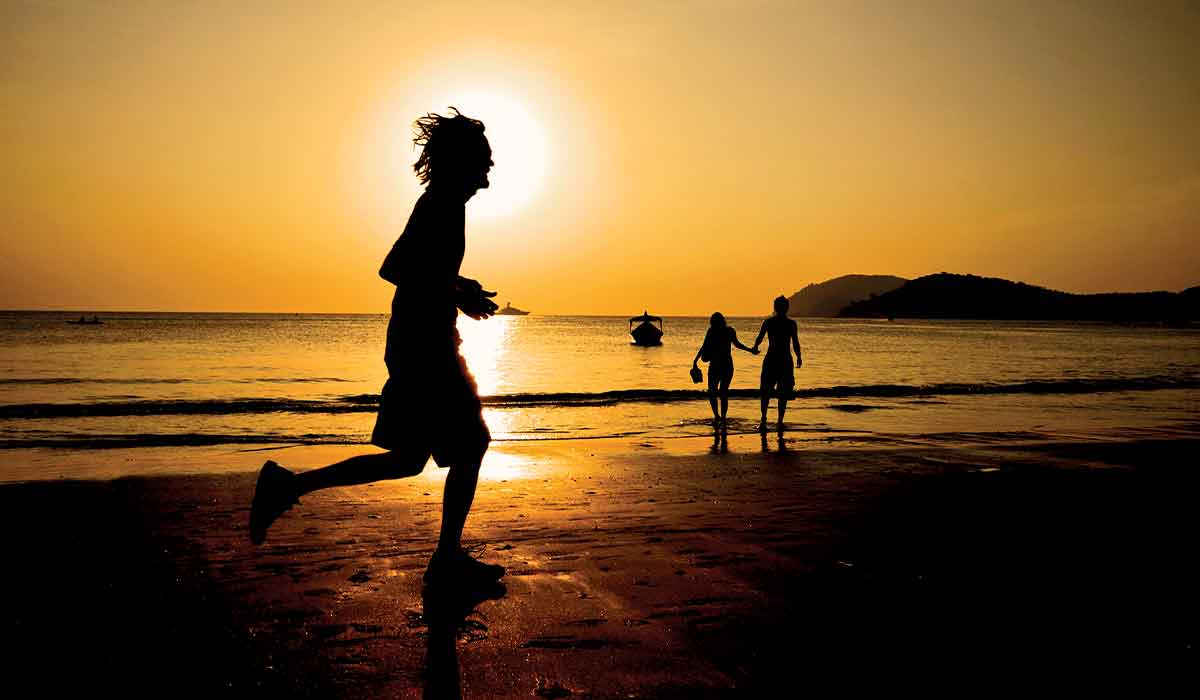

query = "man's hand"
[[457, 276, 484, 294], [457, 286, 498, 320]]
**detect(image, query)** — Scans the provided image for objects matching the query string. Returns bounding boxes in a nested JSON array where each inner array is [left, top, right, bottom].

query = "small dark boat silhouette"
[[629, 311, 663, 346], [67, 315, 104, 325], [495, 301, 529, 316]]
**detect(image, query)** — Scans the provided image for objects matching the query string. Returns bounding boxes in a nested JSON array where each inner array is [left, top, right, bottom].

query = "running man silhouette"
[[692, 312, 756, 423], [250, 108, 505, 585], [751, 295, 802, 431]]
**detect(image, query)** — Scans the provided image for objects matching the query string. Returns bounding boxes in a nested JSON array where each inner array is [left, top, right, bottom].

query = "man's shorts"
[[760, 355, 795, 399], [370, 349, 490, 468]]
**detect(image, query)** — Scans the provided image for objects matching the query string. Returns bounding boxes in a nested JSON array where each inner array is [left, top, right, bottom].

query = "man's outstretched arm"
[[752, 321, 767, 351], [455, 276, 498, 319]]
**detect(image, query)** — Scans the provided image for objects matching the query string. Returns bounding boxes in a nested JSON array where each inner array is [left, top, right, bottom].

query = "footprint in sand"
[[535, 677, 574, 698], [565, 618, 608, 628]]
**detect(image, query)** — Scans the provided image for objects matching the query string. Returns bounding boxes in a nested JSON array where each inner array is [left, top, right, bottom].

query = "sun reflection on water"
[[457, 315, 516, 397], [456, 317, 535, 479]]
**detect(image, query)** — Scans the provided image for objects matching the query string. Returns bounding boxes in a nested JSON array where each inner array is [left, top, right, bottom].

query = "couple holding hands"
[[692, 295, 802, 430]]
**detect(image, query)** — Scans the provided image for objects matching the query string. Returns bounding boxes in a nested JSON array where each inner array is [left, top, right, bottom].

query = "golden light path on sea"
[[455, 315, 532, 481]]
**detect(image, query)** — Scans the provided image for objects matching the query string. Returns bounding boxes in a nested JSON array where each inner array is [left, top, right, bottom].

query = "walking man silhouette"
[[752, 295, 802, 431], [249, 108, 505, 585]]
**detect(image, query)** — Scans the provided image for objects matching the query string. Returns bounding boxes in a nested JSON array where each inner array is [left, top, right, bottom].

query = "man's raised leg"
[[294, 451, 425, 495], [250, 451, 425, 544]]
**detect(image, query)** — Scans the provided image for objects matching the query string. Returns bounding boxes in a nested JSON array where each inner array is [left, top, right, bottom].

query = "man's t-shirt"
[[379, 189, 465, 370]]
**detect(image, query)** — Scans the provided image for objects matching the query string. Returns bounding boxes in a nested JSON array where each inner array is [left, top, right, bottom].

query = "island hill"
[[786, 274, 908, 317], [787, 273, 1198, 321]]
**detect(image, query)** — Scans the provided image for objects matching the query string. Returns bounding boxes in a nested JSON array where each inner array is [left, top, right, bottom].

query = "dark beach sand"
[[3, 434, 1198, 696]]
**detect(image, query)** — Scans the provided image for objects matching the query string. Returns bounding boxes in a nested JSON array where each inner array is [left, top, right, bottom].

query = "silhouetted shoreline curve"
[[839, 272, 1199, 321]]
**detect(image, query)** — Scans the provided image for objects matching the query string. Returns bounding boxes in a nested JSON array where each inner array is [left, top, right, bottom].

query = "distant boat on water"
[[67, 315, 103, 325], [495, 301, 530, 316], [629, 311, 663, 346]]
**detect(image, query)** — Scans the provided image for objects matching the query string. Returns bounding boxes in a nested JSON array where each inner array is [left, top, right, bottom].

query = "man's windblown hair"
[[412, 107, 487, 185]]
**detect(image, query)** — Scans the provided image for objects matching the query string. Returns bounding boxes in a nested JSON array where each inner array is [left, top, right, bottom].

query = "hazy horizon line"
[[1, 308, 771, 318]]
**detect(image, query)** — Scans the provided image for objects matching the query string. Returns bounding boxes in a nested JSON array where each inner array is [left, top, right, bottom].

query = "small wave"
[[0, 430, 656, 449], [0, 376, 352, 385], [0, 375, 1196, 419], [484, 376, 1200, 405], [0, 432, 351, 450], [0, 398, 369, 419]]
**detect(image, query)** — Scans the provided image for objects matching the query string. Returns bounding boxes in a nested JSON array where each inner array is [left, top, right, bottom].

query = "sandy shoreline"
[[3, 434, 1198, 696]]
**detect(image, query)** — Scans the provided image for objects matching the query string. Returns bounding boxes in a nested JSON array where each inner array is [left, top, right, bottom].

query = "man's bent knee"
[[466, 429, 491, 469], [441, 428, 489, 472]]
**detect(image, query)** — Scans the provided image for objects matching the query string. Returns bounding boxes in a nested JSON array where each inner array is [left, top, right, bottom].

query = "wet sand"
[[3, 433, 1198, 696]]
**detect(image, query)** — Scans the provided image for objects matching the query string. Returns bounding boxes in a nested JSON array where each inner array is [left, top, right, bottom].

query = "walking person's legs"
[[718, 376, 731, 421], [758, 375, 770, 428], [707, 374, 721, 421], [777, 374, 795, 426]]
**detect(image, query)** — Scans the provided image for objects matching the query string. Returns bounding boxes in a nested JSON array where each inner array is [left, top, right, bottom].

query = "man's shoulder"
[[408, 190, 464, 222]]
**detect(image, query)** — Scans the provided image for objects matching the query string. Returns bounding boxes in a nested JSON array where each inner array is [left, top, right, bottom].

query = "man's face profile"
[[472, 138, 493, 191]]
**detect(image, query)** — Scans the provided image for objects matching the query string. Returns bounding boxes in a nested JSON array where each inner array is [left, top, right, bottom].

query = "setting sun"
[[445, 89, 548, 220], [376, 78, 552, 222]]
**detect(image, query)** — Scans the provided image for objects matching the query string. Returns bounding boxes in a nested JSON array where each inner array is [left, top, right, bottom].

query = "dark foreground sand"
[[3, 434, 1198, 697]]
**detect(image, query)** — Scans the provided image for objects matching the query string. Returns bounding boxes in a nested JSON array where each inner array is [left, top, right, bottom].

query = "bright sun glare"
[[435, 89, 548, 219]]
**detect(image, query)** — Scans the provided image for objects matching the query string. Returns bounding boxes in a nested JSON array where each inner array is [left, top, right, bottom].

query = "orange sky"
[[2, 1, 1198, 315]]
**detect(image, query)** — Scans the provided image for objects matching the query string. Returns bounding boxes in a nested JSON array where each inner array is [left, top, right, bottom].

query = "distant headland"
[[788, 273, 1198, 321], [786, 275, 908, 317]]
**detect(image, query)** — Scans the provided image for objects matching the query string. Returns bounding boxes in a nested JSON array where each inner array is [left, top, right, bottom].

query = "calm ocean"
[[1, 311, 1197, 460]]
